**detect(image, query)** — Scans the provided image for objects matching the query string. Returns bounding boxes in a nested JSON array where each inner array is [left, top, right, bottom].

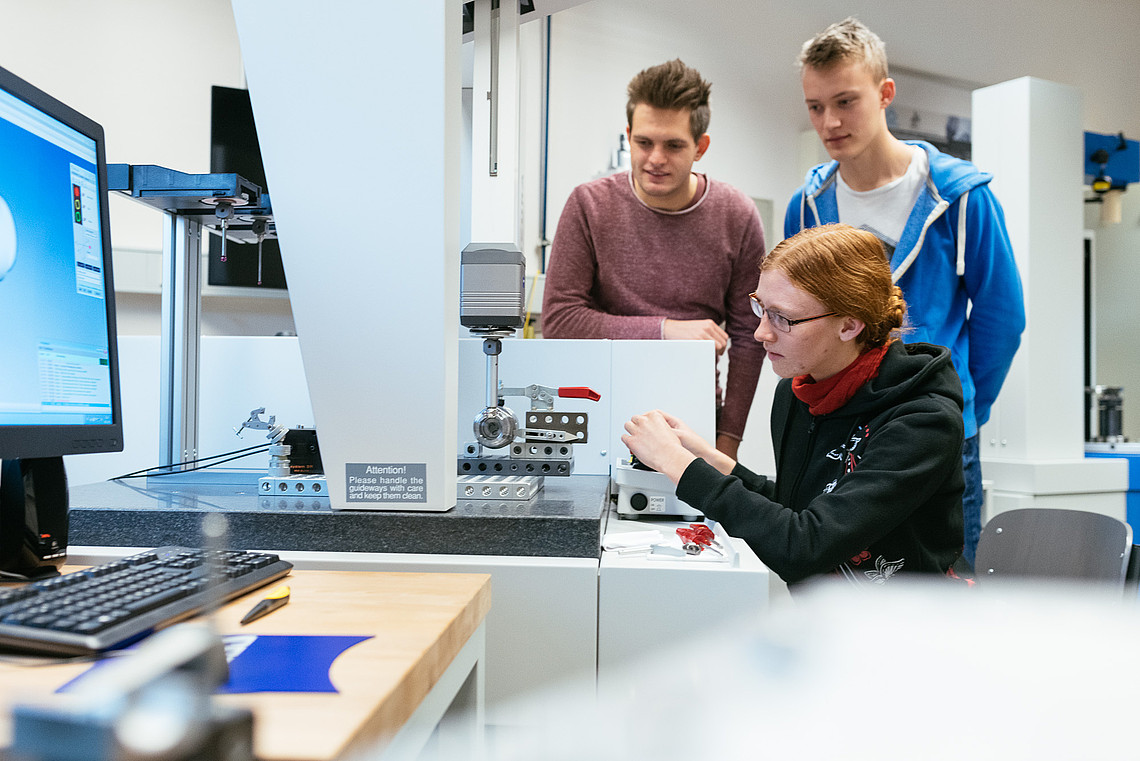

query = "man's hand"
[[663, 318, 729, 355]]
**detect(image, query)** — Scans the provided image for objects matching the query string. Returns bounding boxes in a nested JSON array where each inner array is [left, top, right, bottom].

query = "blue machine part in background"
[[1086, 450, 1140, 531], [1084, 131, 1139, 188]]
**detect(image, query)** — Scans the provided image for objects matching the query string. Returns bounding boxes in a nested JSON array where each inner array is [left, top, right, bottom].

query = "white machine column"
[[231, 1, 462, 510], [972, 77, 1126, 518], [470, 0, 521, 244]]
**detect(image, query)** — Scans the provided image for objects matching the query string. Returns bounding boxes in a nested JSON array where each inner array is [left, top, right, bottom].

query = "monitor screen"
[[0, 64, 123, 460], [207, 85, 286, 290]]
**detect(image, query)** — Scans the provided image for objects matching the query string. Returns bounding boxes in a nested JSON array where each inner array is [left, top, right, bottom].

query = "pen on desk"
[[240, 584, 290, 625]]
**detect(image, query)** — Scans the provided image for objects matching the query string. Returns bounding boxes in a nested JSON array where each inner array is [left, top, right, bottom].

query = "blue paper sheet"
[[58, 634, 374, 695]]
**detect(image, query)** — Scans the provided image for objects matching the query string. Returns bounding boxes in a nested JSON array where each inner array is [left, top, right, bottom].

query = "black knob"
[[630, 493, 648, 511]]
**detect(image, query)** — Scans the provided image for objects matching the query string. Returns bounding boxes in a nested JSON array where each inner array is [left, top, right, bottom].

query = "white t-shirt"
[[836, 145, 928, 259]]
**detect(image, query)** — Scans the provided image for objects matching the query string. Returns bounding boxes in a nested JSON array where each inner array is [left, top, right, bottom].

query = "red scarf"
[[791, 341, 892, 416]]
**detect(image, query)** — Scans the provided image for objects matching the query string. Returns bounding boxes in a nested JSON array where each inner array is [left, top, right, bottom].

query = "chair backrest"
[[974, 508, 1133, 591], [1125, 544, 1140, 599]]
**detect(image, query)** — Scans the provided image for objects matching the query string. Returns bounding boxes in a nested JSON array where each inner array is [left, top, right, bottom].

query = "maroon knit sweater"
[[542, 171, 767, 441]]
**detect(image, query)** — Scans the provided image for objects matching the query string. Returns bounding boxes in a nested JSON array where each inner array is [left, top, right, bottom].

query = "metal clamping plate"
[[457, 474, 542, 501], [524, 411, 589, 444]]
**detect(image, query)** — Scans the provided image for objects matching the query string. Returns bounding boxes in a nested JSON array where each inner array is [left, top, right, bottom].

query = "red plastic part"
[[557, 386, 601, 402], [676, 527, 712, 547], [689, 523, 715, 540]]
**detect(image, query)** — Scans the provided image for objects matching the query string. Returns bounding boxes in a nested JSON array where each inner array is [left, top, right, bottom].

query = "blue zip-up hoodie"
[[784, 140, 1026, 438]]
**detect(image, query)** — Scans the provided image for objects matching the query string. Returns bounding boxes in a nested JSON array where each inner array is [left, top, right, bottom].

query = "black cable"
[[110, 442, 272, 481], [116, 448, 272, 478], [102, 475, 236, 514]]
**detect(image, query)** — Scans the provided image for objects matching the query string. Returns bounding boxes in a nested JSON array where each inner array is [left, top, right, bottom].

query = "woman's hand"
[[659, 411, 737, 476], [621, 410, 697, 484], [656, 411, 712, 458]]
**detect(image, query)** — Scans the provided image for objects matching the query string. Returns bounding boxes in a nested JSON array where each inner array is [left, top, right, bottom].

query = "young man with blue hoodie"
[[785, 18, 1025, 567]]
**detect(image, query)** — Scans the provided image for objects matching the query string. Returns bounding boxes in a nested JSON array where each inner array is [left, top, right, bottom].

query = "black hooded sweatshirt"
[[677, 341, 965, 590]]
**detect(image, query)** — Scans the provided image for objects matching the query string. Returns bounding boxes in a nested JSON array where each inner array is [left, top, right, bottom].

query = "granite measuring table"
[[66, 474, 610, 558]]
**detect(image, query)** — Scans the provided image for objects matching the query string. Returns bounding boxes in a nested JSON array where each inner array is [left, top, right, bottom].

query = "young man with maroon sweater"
[[542, 59, 767, 458]]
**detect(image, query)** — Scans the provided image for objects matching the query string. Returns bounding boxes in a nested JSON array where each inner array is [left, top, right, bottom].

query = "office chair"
[[974, 508, 1133, 592], [1125, 543, 1140, 599]]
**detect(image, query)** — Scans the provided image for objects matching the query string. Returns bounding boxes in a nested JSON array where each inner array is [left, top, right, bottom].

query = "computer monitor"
[[0, 63, 123, 576]]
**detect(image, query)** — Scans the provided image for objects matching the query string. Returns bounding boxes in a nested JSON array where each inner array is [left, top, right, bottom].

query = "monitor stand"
[[0, 457, 69, 579]]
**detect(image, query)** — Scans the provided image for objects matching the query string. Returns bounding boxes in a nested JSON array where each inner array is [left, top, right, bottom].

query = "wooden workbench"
[[0, 570, 491, 761]]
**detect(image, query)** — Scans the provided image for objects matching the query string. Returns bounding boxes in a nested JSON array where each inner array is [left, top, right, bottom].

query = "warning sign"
[[345, 463, 427, 503]]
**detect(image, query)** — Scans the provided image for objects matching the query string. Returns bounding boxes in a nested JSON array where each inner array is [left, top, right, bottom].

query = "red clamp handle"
[[557, 387, 601, 402]]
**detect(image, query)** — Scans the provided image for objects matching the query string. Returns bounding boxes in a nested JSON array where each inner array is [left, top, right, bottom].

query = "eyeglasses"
[[748, 292, 837, 333]]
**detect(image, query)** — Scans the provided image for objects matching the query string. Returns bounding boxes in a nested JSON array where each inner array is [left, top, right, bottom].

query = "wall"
[[0, 0, 293, 337]]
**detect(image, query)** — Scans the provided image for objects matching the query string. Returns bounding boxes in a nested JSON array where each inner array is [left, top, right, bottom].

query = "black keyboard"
[[0, 546, 293, 657]]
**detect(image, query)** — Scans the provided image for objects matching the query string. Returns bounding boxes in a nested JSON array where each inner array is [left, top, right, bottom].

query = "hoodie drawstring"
[[956, 190, 970, 277]]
